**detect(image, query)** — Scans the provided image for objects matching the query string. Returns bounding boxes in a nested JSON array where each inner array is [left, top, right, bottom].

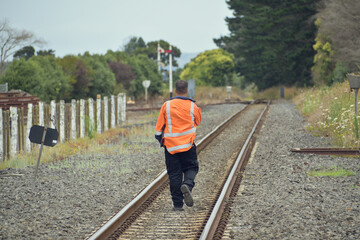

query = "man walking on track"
[[155, 80, 202, 211]]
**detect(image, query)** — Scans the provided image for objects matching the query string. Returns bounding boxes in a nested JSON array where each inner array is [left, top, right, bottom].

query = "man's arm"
[[194, 105, 202, 127], [155, 105, 166, 144]]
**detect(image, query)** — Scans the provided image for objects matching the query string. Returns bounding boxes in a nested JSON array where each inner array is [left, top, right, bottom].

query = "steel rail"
[[126, 100, 251, 112], [199, 100, 270, 240], [291, 148, 360, 156], [87, 102, 252, 240]]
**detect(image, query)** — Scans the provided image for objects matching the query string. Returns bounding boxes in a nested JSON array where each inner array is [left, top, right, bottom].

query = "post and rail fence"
[[0, 93, 126, 161]]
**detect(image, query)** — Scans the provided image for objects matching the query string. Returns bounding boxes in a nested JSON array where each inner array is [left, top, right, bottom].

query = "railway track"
[[86, 101, 270, 240]]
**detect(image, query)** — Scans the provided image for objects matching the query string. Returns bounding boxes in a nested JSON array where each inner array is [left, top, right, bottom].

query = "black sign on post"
[[29, 125, 58, 147], [29, 125, 59, 179]]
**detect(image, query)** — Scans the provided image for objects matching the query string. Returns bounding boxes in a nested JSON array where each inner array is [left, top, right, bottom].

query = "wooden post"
[[80, 99, 85, 138], [50, 100, 56, 129], [26, 103, 33, 152], [117, 94, 121, 126], [60, 100, 65, 142], [0, 108, 3, 161], [71, 99, 76, 140], [4, 111, 9, 160], [97, 96, 101, 133], [10, 107, 18, 157], [39, 102, 44, 127], [119, 93, 126, 122], [111, 95, 115, 128], [104, 96, 108, 131], [88, 98, 94, 134]]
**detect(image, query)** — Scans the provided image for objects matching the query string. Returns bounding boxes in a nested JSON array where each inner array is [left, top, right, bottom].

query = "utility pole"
[[169, 45, 173, 98]]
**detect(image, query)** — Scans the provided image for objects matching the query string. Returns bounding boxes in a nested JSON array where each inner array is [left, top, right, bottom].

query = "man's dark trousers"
[[165, 144, 199, 208]]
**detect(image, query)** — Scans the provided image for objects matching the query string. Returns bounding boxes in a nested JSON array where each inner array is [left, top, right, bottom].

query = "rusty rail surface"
[[291, 148, 360, 156], [87, 102, 254, 240]]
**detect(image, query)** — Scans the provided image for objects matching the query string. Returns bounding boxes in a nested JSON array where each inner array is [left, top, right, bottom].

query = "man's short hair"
[[175, 80, 188, 95]]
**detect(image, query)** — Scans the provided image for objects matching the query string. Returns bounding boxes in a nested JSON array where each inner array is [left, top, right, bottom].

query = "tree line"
[[0, 26, 171, 102], [2, 0, 359, 97], [213, 0, 360, 90]]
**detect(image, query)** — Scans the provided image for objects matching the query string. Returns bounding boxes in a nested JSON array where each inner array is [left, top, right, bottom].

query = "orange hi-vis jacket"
[[155, 96, 202, 154]]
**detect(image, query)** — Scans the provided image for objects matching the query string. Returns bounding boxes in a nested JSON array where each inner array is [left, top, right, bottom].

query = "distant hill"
[[177, 52, 199, 68]]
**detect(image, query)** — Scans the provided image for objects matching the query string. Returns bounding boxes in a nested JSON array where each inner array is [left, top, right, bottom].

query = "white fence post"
[[104, 96, 108, 131], [117, 94, 121, 126], [60, 100, 65, 143], [88, 98, 94, 133], [26, 103, 33, 152], [111, 95, 115, 128], [50, 100, 56, 129], [10, 107, 18, 157], [97, 96, 101, 133], [80, 99, 85, 138], [119, 93, 126, 122], [0, 108, 3, 160], [71, 99, 76, 140], [39, 102, 44, 126]]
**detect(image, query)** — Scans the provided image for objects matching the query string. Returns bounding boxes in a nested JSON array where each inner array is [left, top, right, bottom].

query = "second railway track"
[[87, 101, 270, 240]]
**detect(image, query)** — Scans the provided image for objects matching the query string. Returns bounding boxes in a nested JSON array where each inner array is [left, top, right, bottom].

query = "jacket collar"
[[170, 96, 196, 102]]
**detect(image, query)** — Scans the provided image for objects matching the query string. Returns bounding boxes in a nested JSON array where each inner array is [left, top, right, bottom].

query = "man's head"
[[175, 80, 188, 96]]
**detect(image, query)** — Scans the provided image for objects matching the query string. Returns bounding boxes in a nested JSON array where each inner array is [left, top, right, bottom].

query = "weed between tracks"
[[308, 166, 355, 177]]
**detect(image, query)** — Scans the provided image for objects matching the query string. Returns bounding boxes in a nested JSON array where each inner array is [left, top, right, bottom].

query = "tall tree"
[[0, 20, 44, 73], [108, 60, 136, 90], [80, 52, 116, 98], [135, 40, 181, 67], [215, 0, 319, 90], [180, 49, 235, 86], [105, 50, 163, 98], [122, 36, 146, 55], [317, 0, 360, 71], [57, 55, 93, 99]]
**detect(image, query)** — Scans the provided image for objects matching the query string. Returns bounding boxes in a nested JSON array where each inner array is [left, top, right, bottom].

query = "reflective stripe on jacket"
[[155, 97, 201, 154]]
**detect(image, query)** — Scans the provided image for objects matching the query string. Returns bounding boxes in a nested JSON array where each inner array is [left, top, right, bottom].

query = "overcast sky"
[[0, 0, 232, 57]]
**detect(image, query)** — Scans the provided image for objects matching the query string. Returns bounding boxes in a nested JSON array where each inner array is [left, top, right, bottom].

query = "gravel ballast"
[[1, 101, 359, 239], [0, 103, 244, 239], [226, 101, 360, 240]]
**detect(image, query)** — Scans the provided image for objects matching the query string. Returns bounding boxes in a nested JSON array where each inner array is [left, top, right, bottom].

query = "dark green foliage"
[[123, 37, 146, 55], [37, 49, 55, 56], [108, 60, 136, 90], [57, 55, 93, 99], [327, 62, 350, 86], [135, 39, 181, 67], [126, 54, 163, 98], [13, 46, 35, 60], [0, 56, 70, 101], [105, 50, 163, 99], [30, 56, 71, 101], [1, 39, 167, 101], [215, 0, 319, 90], [80, 52, 116, 98], [0, 58, 43, 95]]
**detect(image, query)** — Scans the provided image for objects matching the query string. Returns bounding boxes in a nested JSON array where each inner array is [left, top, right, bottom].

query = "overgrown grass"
[[308, 166, 355, 177], [254, 86, 300, 100], [293, 81, 360, 147], [0, 123, 156, 170]]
